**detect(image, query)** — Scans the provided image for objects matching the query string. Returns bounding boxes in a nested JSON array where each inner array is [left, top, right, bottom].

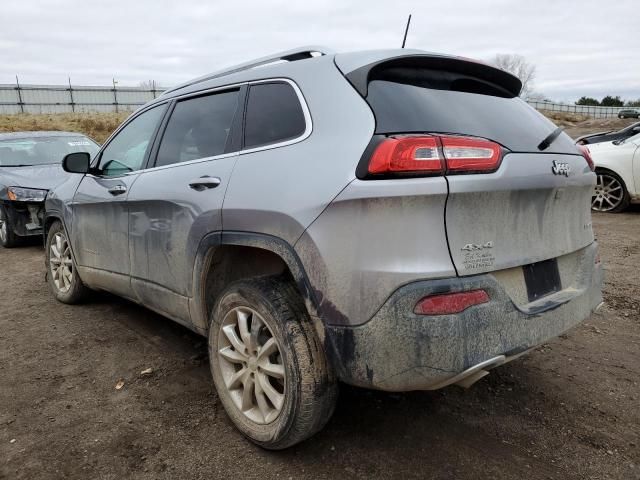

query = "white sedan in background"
[[587, 132, 640, 212]]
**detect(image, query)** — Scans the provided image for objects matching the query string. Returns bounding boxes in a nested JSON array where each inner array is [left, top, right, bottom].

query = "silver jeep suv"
[[45, 46, 604, 449]]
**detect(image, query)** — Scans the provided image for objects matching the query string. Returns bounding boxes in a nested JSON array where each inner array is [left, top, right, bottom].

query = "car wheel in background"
[[46, 221, 89, 303], [0, 206, 20, 248], [592, 170, 630, 213], [209, 277, 337, 450]]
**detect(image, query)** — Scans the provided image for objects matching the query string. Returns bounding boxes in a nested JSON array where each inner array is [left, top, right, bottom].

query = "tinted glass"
[[367, 77, 578, 154], [244, 82, 306, 149], [156, 90, 240, 167], [99, 104, 166, 176], [0, 136, 99, 167]]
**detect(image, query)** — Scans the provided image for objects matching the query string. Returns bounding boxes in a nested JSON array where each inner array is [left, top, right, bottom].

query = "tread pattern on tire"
[[0, 206, 20, 248], [209, 276, 338, 450]]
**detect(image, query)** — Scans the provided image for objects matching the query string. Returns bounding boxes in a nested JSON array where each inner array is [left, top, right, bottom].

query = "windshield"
[[0, 136, 99, 167]]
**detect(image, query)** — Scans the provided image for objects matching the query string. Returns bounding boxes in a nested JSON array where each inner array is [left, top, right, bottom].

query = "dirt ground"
[[543, 113, 637, 140], [0, 209, 637, 480]]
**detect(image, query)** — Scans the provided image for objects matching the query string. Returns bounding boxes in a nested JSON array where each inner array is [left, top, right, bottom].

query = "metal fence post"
[[112, 78, 118, 113], [15, 76, 24, 113], [68, 77, 75, 113]]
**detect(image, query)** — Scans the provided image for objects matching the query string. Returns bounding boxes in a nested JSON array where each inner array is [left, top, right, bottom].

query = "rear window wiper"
[[0, 164, 33, 167], [537, 127, 564, 151]]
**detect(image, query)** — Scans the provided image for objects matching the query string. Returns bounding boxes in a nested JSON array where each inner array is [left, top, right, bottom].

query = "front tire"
[[45, 221, 89, 303], [0, 206, 20, 248], [592, 170, 630, 213], [209, 277, 337, 449]]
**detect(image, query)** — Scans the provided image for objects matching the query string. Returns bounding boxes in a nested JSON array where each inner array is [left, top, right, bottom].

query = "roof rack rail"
[[162, 46, 334, 96]]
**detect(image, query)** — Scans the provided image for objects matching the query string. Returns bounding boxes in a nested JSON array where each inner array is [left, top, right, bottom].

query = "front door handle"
[[189, 176, 221, 191], [108, 185, 127, 196]]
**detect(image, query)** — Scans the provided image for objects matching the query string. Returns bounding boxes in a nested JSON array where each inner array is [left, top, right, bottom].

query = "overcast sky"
[[1, 0, 637, 102]]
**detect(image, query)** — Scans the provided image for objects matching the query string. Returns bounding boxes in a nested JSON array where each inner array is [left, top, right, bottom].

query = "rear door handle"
[[108, 185, 127, 196], [189, 176, 221, 191]]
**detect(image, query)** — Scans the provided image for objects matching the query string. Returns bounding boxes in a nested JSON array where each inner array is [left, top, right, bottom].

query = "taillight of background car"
[[578, 144, 595, 171]]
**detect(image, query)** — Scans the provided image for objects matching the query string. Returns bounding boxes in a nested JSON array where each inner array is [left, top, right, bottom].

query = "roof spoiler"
[[342, 54, 522, 98]]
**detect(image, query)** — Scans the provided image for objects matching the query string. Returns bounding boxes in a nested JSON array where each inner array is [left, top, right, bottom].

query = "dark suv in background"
[[618, 109, 640, 119], [45, 47, 603, 449], [0, 132, 99, 247]]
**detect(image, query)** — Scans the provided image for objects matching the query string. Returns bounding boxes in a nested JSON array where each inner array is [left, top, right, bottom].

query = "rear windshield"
[[0, 136, 99, 167], [366, 74, 578, 154]]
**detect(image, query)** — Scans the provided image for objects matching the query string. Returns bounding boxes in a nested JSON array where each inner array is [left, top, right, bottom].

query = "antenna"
[[401, 14, 412, 48]]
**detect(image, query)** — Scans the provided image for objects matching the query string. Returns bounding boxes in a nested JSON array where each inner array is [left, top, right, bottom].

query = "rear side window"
[[244, 82, 306, 149], [156, 89, 240, 167]]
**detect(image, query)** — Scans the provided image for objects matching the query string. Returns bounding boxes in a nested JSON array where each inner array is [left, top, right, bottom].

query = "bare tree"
[[493, 54, 536, 98], [138, 80, 158, 90]]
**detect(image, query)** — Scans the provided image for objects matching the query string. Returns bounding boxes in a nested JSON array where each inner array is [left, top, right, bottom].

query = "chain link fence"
[[0, 82, 635, 118], [0, 82, 166, 114], [526, 100, 633, 119]]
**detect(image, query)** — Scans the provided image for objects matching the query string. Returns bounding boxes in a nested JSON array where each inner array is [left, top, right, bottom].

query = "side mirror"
[[62, 152, 91, 174]]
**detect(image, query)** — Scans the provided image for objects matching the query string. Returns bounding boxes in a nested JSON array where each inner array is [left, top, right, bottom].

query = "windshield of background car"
[[0, 136, 100, 167]]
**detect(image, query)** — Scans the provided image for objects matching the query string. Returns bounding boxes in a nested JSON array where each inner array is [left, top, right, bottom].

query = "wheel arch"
[[190, 232, 321, 335], [43, 212, 63, 238], [594, 166, 629, 190], [593, 167, 631, 212], [43, 212, 79, 262]]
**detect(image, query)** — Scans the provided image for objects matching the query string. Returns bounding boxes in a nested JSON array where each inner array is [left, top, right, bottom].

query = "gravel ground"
[[1, 209, 638, 480]]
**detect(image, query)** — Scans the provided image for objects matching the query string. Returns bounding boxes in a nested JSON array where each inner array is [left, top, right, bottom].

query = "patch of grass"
[[0, 112, 131, 143], [539, 110, 590, 125]]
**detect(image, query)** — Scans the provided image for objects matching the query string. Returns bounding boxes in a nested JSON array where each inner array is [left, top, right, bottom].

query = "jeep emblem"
[[551, 160, 570, 177]]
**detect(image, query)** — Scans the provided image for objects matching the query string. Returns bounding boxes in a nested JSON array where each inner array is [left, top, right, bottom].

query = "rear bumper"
[[2, 201, 45, 237], [326, 243, 604, 391]]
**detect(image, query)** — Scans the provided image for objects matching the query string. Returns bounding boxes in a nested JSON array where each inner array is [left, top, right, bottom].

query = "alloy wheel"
[[592, 173, 624, 212], [49, 232, 74, 293], [217, 306, 286, 424]]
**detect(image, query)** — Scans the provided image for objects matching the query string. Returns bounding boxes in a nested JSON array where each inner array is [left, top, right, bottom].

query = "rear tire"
[[208, 277, 337, 450], [45, 221, 89, 303], [0, 206, 20, 248], [592, 170, 630, 213]]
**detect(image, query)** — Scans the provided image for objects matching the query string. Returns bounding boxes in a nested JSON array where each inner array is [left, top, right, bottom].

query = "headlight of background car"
[[7, 187, 48, 202]]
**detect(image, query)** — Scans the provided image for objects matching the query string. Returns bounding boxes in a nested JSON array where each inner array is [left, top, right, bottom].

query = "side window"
[[99, 104, 166, 177], [155, 89, 240, 167], [244, 82, 306, 149]]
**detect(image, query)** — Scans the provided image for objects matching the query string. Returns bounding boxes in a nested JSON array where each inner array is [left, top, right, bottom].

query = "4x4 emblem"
[[551, 160, 570, 177]]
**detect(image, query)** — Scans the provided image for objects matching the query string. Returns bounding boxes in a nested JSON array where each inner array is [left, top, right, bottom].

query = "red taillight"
[[368, 137, 444, 174], [368, 135, 502, 176], [441, 136, 502, 172], [414, 289, 490, 315], [578, 144, 595, 171]]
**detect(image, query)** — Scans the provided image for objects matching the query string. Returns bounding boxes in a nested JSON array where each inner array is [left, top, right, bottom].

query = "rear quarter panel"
[[295, 177, 454, 327]]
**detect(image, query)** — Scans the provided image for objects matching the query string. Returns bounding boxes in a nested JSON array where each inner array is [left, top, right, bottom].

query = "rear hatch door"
[[338, 53, 595, 276]]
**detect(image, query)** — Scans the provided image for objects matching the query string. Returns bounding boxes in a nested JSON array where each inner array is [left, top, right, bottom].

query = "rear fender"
[[189, 231, 322, 334]]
